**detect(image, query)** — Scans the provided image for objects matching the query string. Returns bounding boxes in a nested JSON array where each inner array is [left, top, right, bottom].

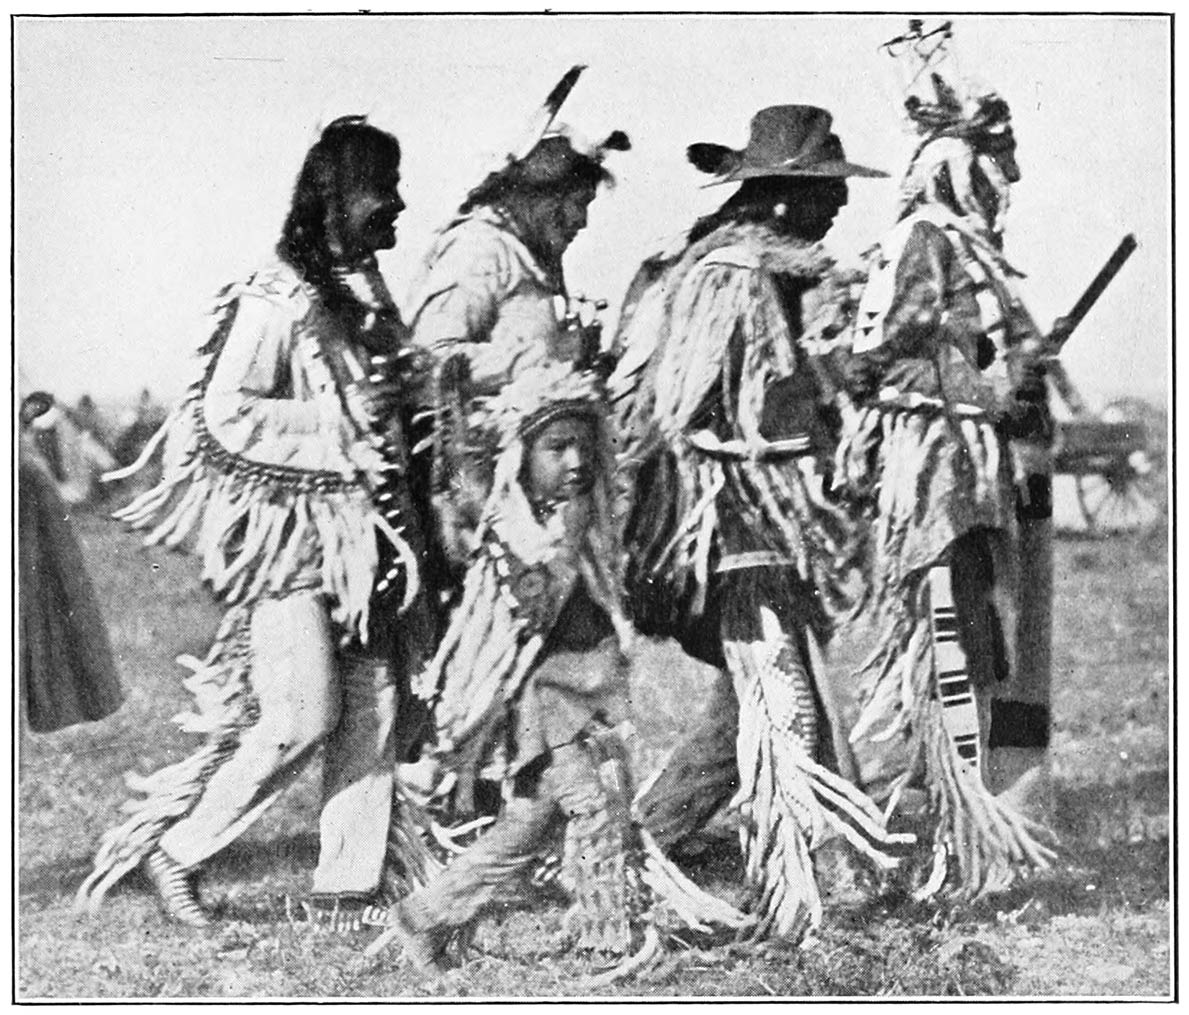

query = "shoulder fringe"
[[75, 609, 257, 913], [852, 207, 1023, 358], [111, 284, 413, 640]]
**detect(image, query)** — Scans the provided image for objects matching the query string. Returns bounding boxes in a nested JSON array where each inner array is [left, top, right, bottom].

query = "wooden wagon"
[[1048, 362, 1166, 534]]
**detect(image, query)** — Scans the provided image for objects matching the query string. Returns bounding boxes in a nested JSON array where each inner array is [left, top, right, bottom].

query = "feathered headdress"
[[412, 363, 631, 784], [483, 360, 609, 450], [476, 362, 624, 576], [461, 67, 631, 211], [881, 20, 1017, 237]]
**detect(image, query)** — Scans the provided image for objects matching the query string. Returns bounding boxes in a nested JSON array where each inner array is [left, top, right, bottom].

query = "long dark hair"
[[277, 116, 401, 298], [458, 134, 620, 215], [687, 176, 847, 244]]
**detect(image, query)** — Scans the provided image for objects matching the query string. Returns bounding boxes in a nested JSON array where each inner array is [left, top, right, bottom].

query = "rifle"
[[1032, 233, 1138, 357]]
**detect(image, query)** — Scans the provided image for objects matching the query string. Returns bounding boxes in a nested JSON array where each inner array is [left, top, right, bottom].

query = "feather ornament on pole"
[[878, 21, 1017, 235], [879, 20, 956, 103]]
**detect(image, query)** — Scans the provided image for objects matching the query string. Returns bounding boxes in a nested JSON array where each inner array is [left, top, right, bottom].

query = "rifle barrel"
[[1066, 233, 1138, 333]]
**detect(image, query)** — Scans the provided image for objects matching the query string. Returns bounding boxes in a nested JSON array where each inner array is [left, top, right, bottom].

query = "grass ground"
[[17, 512, 1171, 999]]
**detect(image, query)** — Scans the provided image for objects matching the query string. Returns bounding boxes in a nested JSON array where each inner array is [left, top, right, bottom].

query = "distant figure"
[[73, 393, 111, 446], [111, 388, 170, 499], [18, 394, 123, 734], [22, 390, 117, 508]]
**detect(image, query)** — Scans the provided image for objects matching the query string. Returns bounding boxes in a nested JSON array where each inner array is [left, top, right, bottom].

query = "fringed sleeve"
[[111, 269, 414, 641]]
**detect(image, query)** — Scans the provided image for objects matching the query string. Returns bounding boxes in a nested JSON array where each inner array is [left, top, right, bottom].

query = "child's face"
[[524, 415, 597, 504]]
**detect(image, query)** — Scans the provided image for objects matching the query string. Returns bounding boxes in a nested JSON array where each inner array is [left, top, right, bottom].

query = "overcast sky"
[[14, 13, 1170, 411]]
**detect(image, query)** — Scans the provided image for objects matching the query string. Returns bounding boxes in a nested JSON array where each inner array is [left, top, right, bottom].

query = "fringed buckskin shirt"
[[840, 207, 1044, 585], [408, 207, 586, 395], [113, 261, 412, 641], [203, 266, 383, 475], [612, 222, 860, 639]]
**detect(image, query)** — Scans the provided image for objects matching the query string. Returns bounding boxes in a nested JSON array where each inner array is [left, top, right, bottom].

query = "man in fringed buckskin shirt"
[[609, 106, 909, 943], [77, 117, 436, 929], [835, 54, 1059, 898]]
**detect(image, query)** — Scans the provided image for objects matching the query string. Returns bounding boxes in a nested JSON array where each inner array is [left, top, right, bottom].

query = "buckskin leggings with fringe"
[[159, 591, 399, 899], [636, 569, 901, 941], [400, 733, 637, 952], [636, 567, 842, 853]]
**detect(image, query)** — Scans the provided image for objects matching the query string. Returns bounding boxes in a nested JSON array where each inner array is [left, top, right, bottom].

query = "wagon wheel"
[[1074, 398, 1167, 534]]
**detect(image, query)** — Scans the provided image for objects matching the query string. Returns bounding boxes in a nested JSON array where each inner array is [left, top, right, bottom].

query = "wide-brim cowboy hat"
[[688, 105, 888, 185]]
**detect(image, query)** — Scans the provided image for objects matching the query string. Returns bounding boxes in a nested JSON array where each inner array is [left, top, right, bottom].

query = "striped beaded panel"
[[928, 567, 980, 769]]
